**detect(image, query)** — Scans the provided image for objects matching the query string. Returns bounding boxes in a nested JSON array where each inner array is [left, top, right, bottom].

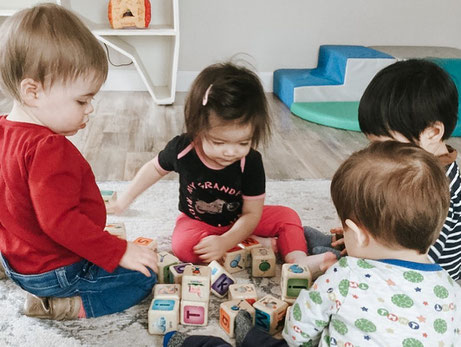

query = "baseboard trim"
[[101, 70, 274, 93]]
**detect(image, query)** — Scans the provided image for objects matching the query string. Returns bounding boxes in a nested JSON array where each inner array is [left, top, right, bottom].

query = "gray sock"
[[235, 310, 253, 347], [167, 332, 188, 347], [312, 246, 341, 259], [303, 226, 333, 254]]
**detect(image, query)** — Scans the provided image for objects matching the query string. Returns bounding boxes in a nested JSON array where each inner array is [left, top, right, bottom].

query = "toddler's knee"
[[147, 269, 158, 286], [278, 206, 302, 225], [171, 241, 199, 264], [133, 268, 157, 291]]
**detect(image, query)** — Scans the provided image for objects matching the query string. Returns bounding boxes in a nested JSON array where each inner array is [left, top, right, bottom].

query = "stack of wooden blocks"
[[144, 237, 313, 338], [180, 265, 211, 326], [149, 284, 181, 335]]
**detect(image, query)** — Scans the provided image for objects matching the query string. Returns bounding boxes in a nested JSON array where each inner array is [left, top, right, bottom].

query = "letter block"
[[219, 299, 255, 337], [251, 247, 276, 277], [221, 246, 247, 274], [181, 265, 211, 302], [238, 237, 261, 266], [148, 298, 179, 335], [153, 284, 181, 300], [169, 263, 193, 284], [228, 283, 258, 305], [101, 190, 117, 205], [281, 263, 312, 303], [157, 251, 179, 284], [253, 294, 289, 335], [133, 236, 157, 250], [104, 222, 126, 240], [180, 300, 208, 326], [208, 260, 236, 298]]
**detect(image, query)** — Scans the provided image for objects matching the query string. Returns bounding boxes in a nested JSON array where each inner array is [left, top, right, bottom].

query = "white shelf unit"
[[0, 0, 179, 105]]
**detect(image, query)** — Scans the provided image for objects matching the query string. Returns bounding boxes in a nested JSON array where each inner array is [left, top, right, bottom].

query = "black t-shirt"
[[156, 134, 265, 226]]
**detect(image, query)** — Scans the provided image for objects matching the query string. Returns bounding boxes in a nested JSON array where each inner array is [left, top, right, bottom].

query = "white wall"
[[67, 0, 461, 92], [178, 0, 461, 91]]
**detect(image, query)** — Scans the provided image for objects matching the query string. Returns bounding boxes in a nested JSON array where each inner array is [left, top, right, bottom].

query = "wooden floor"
[[2, 91, 461, 181]]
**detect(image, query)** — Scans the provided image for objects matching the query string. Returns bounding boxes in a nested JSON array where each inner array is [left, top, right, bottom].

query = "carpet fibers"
[[0, 180, 338, 347]]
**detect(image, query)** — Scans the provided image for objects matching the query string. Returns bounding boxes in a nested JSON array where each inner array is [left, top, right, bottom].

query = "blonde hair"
[[0, 3, 108, 101]]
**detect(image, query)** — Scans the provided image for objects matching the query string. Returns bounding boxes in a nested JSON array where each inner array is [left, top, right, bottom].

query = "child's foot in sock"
[[285, 251, 337, 279], [235, 310, 253, 347], [250, 235, 278, 253], [312, 246, 342, 259], [164, 331, 188, 347]]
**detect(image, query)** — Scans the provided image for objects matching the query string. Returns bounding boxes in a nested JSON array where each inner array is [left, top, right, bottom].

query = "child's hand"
[[193, 235, 230, 263], [106, 199, 127, 215], [330, 227, 347, 256], [119, 242, 158, 277]]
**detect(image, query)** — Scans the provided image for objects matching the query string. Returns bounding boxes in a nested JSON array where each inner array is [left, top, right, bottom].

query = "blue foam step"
[[273, 45, 394, 108]]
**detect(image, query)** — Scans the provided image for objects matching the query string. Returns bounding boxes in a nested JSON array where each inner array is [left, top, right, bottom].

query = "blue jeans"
[[0, 254, 157, 318]]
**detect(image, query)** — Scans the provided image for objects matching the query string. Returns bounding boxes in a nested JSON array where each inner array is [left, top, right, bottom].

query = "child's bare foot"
[[285, 251, 337, 279], [250, 235, 278, 253]]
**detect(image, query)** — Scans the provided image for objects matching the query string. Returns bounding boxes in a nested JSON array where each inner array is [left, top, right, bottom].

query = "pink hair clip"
[[202, 84, 213, 106]]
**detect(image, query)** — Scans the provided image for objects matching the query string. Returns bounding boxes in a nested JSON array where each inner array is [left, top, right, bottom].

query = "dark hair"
[[359, 59, 458, 141], [184, 62, 271, 148], [331, 141, 450, 254]]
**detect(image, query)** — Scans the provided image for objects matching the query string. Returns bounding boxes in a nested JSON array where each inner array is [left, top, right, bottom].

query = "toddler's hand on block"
[[119, 242, 158, 277], [193, 235, 229, 263], [330, 227, 347, 256]]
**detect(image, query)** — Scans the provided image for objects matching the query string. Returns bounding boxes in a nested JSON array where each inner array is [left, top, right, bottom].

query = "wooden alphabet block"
[[108, 0, 151, 29], [281, 263, 312, 303], [219, 299, 255, 337], [208, 260, 236, 298], [228, 283, 258, 305], [221, 246, 247, 274], [148, 298, 179, 335], [157, 251, 179, 284], [251, 247, 276, 277], [238, 237, 261, 267], [133, 236, 157, 250], [253, 294, 289, 335], [101, 190, 117, 204], [169, 263, 193, 284], [181, 265, 211, 302], [153, 284, 181, 300], [104, 222, 126, 240], [180, 299, 208, 326]]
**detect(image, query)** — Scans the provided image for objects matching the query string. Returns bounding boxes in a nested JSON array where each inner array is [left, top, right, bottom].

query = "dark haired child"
[[359, 58, 461, 281], [0, 4, 158, 320], [165, 141, 461, 347], [109, 62, 336, 272], [306, 59, 461, 282]]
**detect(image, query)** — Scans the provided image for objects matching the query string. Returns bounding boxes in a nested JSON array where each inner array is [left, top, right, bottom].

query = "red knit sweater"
[[0, 116, 126, 274]]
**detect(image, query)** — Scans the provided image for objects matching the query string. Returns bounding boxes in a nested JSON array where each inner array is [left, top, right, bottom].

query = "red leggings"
[[171, 205, 308, 263]]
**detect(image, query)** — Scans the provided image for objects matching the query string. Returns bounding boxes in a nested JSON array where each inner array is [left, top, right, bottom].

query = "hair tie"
[[202, 84, 213, 106]]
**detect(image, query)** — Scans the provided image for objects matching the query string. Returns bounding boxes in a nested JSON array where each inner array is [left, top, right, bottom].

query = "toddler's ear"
[[419, 121, 445, 145], [345, 219, 369, 247], [19, 78, 41, 106]]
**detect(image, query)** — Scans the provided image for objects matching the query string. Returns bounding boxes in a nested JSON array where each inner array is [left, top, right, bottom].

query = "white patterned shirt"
[[283, 256, 461, 347]]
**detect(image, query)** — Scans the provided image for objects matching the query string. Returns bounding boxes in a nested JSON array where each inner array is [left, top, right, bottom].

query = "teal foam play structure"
[[290, 102, 360, 131], [274, 45, 461, 136]]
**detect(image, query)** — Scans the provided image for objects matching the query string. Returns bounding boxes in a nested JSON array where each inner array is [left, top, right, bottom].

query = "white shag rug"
[[0, 180, 339, 347]]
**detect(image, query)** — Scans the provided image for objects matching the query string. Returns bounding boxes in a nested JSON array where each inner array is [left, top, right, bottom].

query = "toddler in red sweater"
[[0, 3, 158, 319]]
